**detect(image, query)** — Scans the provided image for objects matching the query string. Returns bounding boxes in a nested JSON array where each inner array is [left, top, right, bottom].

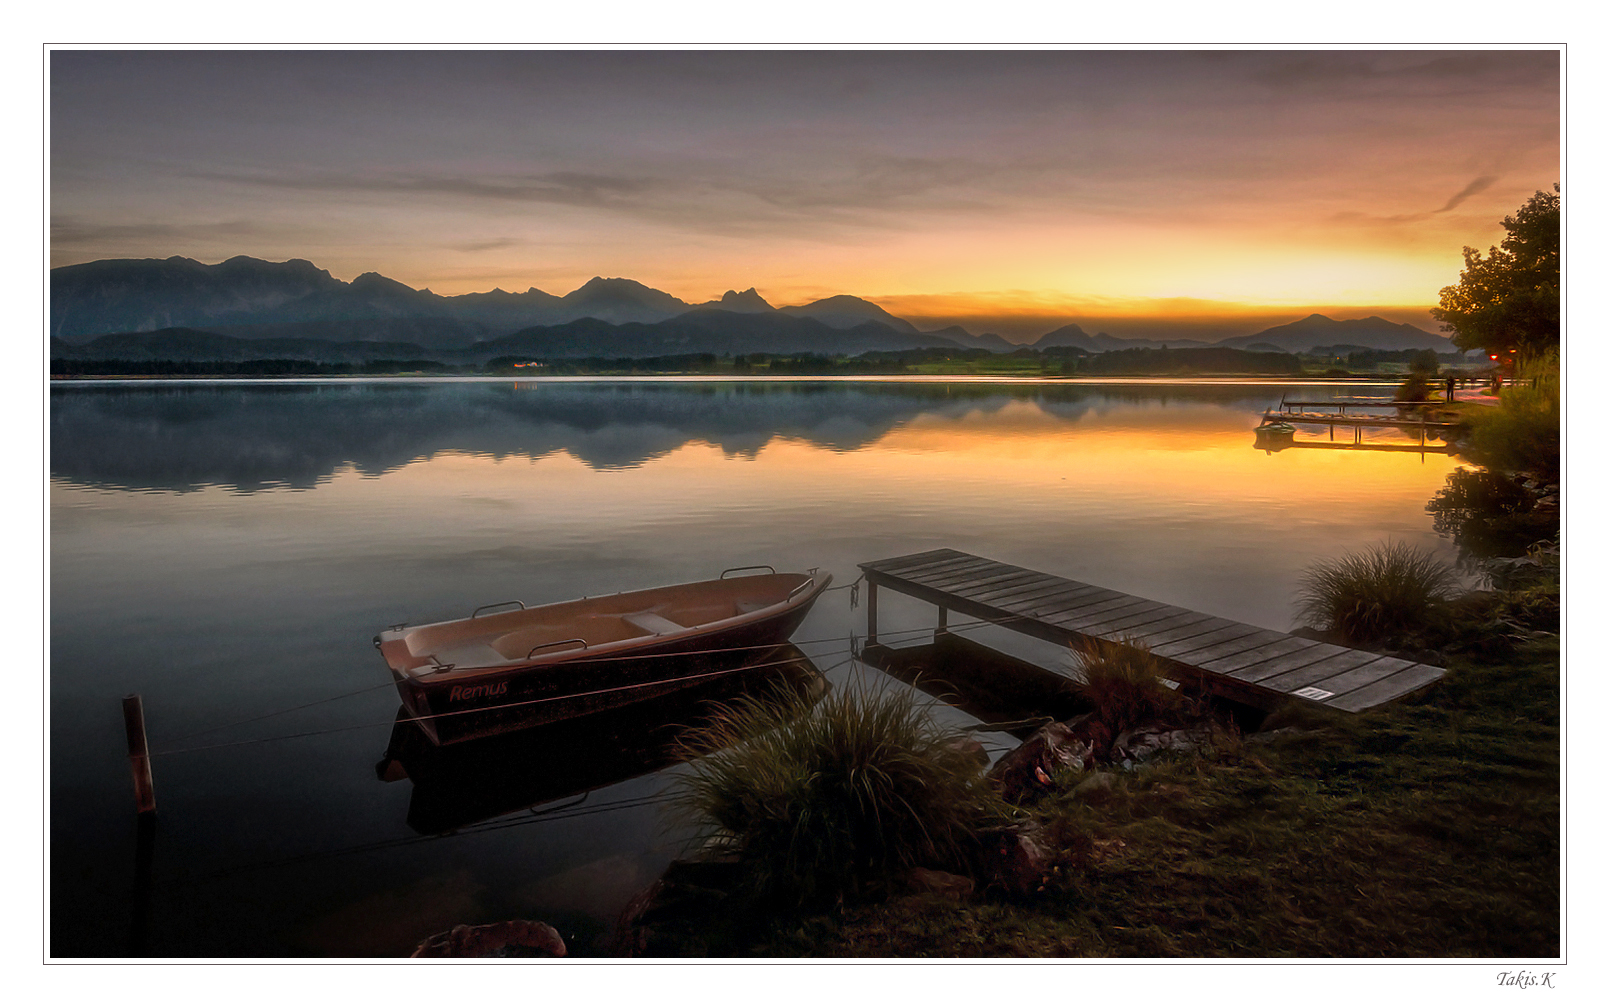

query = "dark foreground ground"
[[630, 639, 1558, 958]]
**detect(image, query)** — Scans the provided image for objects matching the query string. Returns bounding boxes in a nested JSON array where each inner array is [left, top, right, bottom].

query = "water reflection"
[[51, 377, 1464, 956], [377, 647, 827, 835], [51, 380, 1288, 492]]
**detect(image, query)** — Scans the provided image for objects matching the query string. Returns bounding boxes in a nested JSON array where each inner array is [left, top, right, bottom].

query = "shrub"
[[671, 681, 1009, 908], [1295, 541, 1459, 649], [1396, 373, 1431, 402], [1072, 637, 1190, 733], [1459, 353, 1559, 482]]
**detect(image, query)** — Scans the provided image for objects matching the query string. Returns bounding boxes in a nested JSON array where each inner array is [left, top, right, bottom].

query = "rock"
[[411, 919, 566, 957], [904, 867, 975, 901], [1247, 726, 1305, 742], [1112, 725, 1213, 763], [611, 858, 742, 956], [944, 737, 990, 771], [987, 721, 1093, 804], [979, 825, 1053, 897], [1072, 771, 1117, 798]]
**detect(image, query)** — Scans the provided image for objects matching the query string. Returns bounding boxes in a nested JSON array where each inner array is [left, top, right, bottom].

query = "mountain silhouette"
[[1215, 314, 1452, 353], [693, 288, 776, 313], [52, 256, 945, 349], [778, 294, 919, 334], [52, 256, 1454, 358]]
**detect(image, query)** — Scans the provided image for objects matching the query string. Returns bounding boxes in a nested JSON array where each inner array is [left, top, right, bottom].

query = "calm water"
[[50, 378, 1461, 957]]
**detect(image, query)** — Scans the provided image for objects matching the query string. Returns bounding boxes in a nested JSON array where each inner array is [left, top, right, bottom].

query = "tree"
[[1431, 185, 1559, 357]]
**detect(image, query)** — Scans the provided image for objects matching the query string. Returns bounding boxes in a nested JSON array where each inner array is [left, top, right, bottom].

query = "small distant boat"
[[374, 567, 833, 745]]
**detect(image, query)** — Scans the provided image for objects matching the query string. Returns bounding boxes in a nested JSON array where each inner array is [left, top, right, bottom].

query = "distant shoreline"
[[49, 373, 1405, 385]]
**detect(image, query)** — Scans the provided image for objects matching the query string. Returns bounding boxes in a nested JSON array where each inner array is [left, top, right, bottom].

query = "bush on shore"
[[671, 681, 1011, 909], [1072, 638, 1191, 734], [1295, 541, 1459, 649]]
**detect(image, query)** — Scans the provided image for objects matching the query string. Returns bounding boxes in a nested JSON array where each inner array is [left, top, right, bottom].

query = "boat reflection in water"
[[375, 644, 828, 835]]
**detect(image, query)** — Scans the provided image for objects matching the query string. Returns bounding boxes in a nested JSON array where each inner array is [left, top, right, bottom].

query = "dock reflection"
[[375, 645, 828, 835]]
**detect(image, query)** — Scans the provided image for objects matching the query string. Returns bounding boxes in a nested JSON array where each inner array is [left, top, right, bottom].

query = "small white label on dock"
[[1293, 686, 1335, 700]]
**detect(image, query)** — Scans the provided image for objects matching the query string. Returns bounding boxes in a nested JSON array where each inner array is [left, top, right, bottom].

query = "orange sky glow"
[[50, 50, 1559, 340]]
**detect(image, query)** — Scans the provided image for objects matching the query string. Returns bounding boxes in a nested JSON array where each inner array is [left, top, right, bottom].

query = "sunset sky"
[[49, 49, 1560, 340]]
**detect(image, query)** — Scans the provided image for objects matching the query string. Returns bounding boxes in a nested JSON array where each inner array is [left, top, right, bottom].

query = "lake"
[[49, 377, 1462, 956]]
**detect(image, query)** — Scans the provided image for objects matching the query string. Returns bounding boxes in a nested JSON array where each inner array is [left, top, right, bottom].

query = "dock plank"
[[878, 551, 993, 577], [1306, 658, 1423, 699], [1032, 589, 1135, 620], [1150, 624, 1265, 660], [1044, 596, 1159, 629], [1166, 629, 1291, 667], [968, 574, 1073, 605], [1203, 636, 1330, 675], [857, 550, 1444, 714], [1256, 651, 1392, 693], [1132, 616, 1240, 648], [923, 568, 1049, 595], [988, 580, 1105, 608], [895, 555, 1004, 582], [864, 549, 955, 574], [1057, 600, 1177, 638], [1326, 665, 1446, 712]]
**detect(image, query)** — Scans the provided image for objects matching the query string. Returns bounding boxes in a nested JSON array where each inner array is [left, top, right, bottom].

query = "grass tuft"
[[1295, 541, 1458, 649], [670, 680, 1010, 908], [1072, 637, 1191, 734]]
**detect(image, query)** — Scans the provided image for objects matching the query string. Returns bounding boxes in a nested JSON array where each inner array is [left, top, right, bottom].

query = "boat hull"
[[387, 577, 829, 745]]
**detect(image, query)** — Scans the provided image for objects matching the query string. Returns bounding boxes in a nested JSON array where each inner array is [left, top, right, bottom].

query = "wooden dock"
[[858, 549, 1445, 714]]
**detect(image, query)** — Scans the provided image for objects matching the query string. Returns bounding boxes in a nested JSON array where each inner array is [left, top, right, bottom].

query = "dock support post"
[[866, 581, 878, 645], [936, 605, 948, 638], [123, 694, 156, 815]]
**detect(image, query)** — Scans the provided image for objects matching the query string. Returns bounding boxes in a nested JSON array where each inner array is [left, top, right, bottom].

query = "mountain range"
[[50, 255, 1457, 361]]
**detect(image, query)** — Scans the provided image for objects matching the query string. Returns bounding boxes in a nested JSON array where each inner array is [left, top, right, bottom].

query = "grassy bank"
[[634, 636, 1558, 957]]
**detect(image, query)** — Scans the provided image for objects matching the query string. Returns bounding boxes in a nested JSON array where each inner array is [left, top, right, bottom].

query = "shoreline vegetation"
[[50, 346, 1480, 381]]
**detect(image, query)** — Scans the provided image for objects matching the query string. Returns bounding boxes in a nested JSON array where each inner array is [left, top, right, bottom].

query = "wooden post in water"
[[122, 694, 156, 814], [866, 581, 879, 645]]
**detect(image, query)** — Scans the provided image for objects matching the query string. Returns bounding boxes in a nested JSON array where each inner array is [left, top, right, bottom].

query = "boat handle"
[[786, 577, 816, 601], [472, 600, 527, 618], [527, 638, 588, 659], [721, 565, 776, 578]]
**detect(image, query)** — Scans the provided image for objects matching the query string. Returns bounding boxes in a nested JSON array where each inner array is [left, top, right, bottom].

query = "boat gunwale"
[[381, 571, 831, 683]]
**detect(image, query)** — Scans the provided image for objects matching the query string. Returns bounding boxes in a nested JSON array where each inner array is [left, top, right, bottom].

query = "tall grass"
[[1295, 541, 1458, 648], [1072, 637, 1189, 732], [671, 681, 1009, 908]]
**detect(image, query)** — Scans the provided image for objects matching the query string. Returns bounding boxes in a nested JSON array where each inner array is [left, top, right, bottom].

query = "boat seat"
[[736, 600, 772, 615], [623, 611, 686, 636], [426, 642, 510, 669]]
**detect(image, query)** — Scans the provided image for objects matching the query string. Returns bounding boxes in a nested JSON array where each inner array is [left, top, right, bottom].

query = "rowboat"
[[374, 566, 833, 745]]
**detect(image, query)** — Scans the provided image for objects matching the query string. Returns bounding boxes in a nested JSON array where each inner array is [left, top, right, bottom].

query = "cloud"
[[446, 237, 524, 253], [51, 217, 267, 245], [192, 156, 1011, 239], [194, 169, 662, 210], [1434, 175, 1498, 213]]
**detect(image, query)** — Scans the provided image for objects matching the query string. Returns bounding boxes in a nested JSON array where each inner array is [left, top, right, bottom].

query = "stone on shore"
[[987, 721, 1093, 804], [411, 919, 566, 957]]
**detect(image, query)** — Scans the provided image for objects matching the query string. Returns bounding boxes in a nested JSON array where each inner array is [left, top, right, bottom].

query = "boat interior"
[[381, 571, 823, 676]]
